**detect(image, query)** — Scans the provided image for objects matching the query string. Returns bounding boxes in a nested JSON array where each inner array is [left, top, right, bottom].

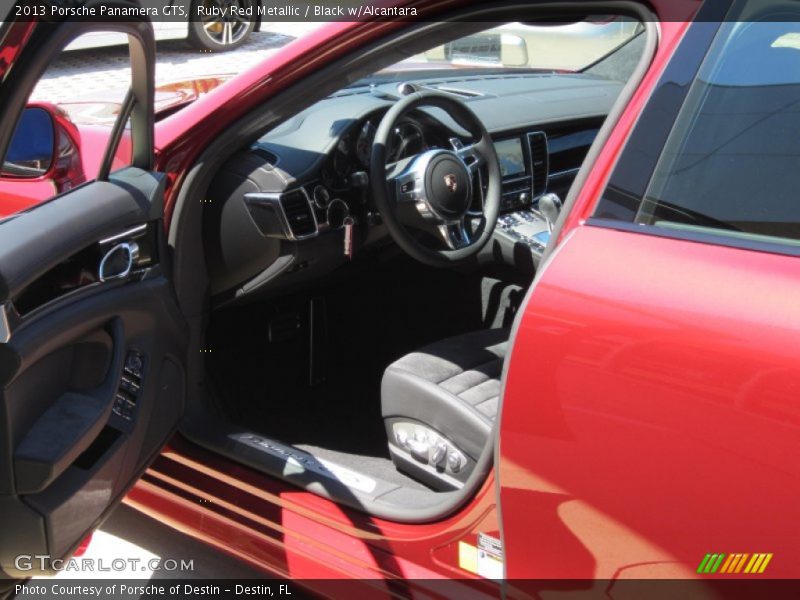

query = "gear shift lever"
[[537, 193, 562, 232]]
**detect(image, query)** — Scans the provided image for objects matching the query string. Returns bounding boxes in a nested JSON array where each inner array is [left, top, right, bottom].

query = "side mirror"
[[2, 107, 56, 178]]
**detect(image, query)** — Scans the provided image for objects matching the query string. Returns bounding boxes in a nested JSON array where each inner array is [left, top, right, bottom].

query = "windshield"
[[356, 18, 643, 87]]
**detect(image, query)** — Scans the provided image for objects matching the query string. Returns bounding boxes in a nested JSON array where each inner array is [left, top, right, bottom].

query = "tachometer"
[[388, 121, 425, 162]]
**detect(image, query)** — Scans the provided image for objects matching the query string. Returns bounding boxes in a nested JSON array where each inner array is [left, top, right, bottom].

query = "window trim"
[[588, 217, 800, 259]]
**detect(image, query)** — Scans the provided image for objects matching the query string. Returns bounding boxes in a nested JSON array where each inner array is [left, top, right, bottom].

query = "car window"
[[0, 32, 135, 216], [637, 19, 800, 243], [597, 6, 800, 247], [357, 17, 643, 82]]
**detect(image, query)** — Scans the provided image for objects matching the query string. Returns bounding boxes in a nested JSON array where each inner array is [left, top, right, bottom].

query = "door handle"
[[99, 242, 139, 282]]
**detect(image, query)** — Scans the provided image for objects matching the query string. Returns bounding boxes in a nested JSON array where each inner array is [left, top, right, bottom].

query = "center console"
[[495, 130, 549, 212], [492, 130, 553, 254], [497, 209, 552, 253]]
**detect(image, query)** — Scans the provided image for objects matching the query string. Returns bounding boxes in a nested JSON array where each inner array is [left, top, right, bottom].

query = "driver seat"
[[381, 328, 509, 490]]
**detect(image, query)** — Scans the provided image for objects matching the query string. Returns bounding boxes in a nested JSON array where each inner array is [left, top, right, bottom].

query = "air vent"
[[433, 85, 483, 98], [528, 132, 549, 197], [280, 190, 317, 239]]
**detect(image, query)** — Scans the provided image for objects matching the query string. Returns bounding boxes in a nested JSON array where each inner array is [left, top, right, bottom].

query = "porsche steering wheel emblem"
[[444, 173, 458, 193]]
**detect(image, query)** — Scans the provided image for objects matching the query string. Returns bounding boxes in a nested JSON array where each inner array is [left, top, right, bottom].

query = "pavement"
[[31, 23, 325, 104]]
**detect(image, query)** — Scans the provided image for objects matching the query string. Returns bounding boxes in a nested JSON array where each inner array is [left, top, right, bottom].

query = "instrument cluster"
[[321, 112, 446, 194]]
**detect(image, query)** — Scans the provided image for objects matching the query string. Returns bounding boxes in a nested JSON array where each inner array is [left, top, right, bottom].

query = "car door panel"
[[500, 225, 800, 580], [0, 9, 187, 575], [6, 281, 186, 562], [0, 167, 187, 575]]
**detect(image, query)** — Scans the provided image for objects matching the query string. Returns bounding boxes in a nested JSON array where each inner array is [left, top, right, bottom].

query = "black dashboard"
[[204, 72, 623, 304]]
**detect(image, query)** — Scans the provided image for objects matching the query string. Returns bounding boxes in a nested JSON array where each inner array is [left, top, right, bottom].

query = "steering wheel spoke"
[[392, 167, 421, 205], [438, 219, 471, 250], [385, 156, 420, 204], [450, 138, 485, 177]]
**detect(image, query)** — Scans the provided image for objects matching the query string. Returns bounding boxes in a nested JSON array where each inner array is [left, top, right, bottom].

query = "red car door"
[[0, 12, 186, 579], [500, 0, 800, 585]]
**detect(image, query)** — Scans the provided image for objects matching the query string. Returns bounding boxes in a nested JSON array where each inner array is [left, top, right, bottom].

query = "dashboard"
[[204, 72, 624, 304]]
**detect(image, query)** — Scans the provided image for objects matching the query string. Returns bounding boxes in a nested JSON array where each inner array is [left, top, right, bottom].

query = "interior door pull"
[[99, 242, 139, 282]]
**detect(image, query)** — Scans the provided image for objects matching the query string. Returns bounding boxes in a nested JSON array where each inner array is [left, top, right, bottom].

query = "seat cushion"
[[381, 328, 509, 460]]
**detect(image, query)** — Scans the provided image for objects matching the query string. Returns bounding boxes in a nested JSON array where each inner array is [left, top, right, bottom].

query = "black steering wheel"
[[370, 91, 502, 267]]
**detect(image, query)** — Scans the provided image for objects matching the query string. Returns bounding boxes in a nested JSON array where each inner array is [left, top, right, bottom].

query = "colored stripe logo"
[[697, 553, 773, 574]]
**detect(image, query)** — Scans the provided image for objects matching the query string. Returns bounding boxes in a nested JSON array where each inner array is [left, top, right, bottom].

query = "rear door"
[[500, 0, 800, 585], [0, 14, 187, 577]]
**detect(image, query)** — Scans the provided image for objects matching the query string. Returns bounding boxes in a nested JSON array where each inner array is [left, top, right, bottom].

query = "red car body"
[[2, 0, 798, 592]]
